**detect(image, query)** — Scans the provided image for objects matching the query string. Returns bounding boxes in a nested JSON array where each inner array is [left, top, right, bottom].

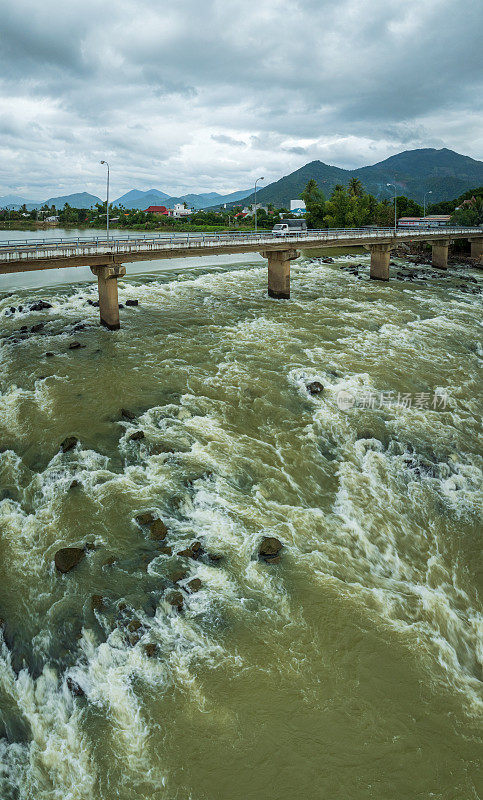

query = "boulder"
[[129, 430, 145, 441], [66, 677, 85, 697], [31, 323, 45, 333], [177, 541, 203, 560], [258, 537, 283, 564], [30, 300, 52, 311], [54, 547, 85, 573], [170, 568, 188, 584], [158, 545, 172, 556], [167, 591, 183, 610], [187, 578, 202, 593], [306, 381, 324, 395], [135, 511, 156, 526], [121, 408, 136, 421], [60, 436, 79, 453], [69, 341, 85, 350], [126, 299, 139, 307], [91, 594, 104, 611], [45, 352, 55, 358], [144, 643, 157, 657], [150, 519, 168, 541], [69, 479, 80, 490]]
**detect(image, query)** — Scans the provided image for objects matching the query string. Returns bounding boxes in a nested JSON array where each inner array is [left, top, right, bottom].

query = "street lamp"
[[387, 182, 397, 235], [423, 190, 432, 221], [254, 176, 264, 232], [100, 160, 110, 242]]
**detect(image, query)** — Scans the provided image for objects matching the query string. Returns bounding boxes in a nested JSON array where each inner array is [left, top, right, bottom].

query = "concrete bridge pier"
[[431, 239, 450, 270], [369, 243, 391, 281], [469, 238, 483, 265], [261, 249, 300, 299], [90, 264, 126, 329]]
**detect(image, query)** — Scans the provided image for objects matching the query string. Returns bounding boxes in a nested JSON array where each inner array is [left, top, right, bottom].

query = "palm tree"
[[348, 177, 364, 197]]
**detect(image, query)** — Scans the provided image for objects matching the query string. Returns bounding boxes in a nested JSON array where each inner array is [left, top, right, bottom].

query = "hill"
[[113, 187, 252, 210], [215, 148, 483, 210]]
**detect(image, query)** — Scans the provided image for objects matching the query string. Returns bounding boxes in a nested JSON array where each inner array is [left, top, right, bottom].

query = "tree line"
[[299, 179, 483, 229]]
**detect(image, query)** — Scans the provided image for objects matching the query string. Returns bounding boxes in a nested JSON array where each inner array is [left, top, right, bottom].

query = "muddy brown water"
[[0, 231, 481, 799]]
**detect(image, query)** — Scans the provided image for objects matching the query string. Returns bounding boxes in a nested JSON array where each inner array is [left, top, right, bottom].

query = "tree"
[[300, 180, 325, 228], [348, 177, 364, 198]]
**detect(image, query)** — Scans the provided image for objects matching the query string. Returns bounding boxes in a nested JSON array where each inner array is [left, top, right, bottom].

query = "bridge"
[[1, 226, 482, 329]]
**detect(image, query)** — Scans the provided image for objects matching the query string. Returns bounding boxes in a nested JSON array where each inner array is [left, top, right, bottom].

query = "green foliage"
[[300, 180, 325, 228]]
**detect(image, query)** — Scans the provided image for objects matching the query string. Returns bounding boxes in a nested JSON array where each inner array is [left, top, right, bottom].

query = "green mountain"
[[220, 148, 483, 209]]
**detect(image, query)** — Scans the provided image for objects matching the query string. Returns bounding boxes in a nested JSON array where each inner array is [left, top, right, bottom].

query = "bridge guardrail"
[[0, 227, 481, 262]]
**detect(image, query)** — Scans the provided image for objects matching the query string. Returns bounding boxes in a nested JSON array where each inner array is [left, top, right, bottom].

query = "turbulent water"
[[0, 236, 481, 799]]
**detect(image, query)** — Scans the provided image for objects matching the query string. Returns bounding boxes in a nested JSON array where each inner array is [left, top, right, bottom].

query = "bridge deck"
[[0, 227, 481, 274]]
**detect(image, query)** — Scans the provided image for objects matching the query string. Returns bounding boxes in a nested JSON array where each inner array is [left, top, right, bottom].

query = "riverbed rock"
[[30, 300, 52, 311], [31, 323, 45, 333], [177, 541, 203, 560], [258, 537, 283, 563], [128, 619, 142, 632], [66, 677, 85, 697], [167, 591, 183, 610], [135, 511, 156, 526], [306, 381, 324, 395], [121, 408, 136, 421], [150, 519, 168, 541], [144, 643, 157, 657], [45, 352, 55, 358], [69, 341, 85, 350], [60, 436, 79, 453], [129, 430, 145, 441], [187, 578, 202, 593], [126, 299, 139, 307], [54, 547, 85, 573], [91, 594, 104, 611], [170, 568, 188, 584], [69, 479, 81, 490]]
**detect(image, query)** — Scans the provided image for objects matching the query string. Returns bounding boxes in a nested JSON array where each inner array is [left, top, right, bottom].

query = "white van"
[[272, 218, 308, 236]]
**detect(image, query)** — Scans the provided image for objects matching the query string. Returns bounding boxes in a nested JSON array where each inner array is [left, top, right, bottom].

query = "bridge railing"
[[0, 226, 481, 262]]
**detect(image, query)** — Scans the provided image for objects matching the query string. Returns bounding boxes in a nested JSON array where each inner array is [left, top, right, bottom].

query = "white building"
[[170, 203, 192, 218], [290, 199, 306, 213]]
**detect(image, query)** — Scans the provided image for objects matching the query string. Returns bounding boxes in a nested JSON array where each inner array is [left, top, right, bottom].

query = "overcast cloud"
[[1, 0, 482, 199]]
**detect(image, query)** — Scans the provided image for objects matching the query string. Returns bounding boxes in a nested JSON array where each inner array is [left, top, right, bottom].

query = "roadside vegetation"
[[1, 186, 481, 232]]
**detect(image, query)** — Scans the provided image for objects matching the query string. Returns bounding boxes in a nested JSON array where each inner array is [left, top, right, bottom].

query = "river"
[[0, 229, 481, 799]]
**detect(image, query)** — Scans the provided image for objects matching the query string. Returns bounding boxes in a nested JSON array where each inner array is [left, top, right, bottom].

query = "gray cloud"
[[0, 0, 481, 199]]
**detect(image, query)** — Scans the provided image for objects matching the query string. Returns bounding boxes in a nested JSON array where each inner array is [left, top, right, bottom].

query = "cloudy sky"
[[1, 0, 482, 200]]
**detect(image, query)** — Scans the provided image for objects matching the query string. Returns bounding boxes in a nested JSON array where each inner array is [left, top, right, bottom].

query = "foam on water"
[[0, 252, 481, 798]]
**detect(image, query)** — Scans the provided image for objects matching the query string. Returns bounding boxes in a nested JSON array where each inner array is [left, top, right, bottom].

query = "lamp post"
[[387, 182, 397, 235], [100, 160, 110, 242], [254, 176, 264, 232], [423, 190, 432, 221]]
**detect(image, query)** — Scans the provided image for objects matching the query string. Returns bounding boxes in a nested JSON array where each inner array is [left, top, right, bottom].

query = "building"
[[144, 205, 168, 216], [398, 215, 451, 228], [290, 199, 306, 216], [171, 203, 192, 218], [242, 204, 269, 217]]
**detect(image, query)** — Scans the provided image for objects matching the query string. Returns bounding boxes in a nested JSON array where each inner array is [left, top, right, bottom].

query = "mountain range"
[[0, 187, 253, 212], [2, 148, 482, 212], [212, 148, 483, 210]]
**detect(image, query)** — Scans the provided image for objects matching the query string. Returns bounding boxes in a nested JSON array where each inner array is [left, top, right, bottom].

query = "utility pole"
[[100, 160, 110, 242], [387, 183, 397, 235], [254, 176, 264, 232]]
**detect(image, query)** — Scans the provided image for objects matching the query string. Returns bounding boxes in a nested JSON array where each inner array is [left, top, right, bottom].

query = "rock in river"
[[60, 436, 79, 453], [258, 537, 283, 564], [54, 547, 85, 573], [135, 511, 156, 526], [306, 381, 324, 395], [167, 591, 183, 610], [150, 519, 168, 541]]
